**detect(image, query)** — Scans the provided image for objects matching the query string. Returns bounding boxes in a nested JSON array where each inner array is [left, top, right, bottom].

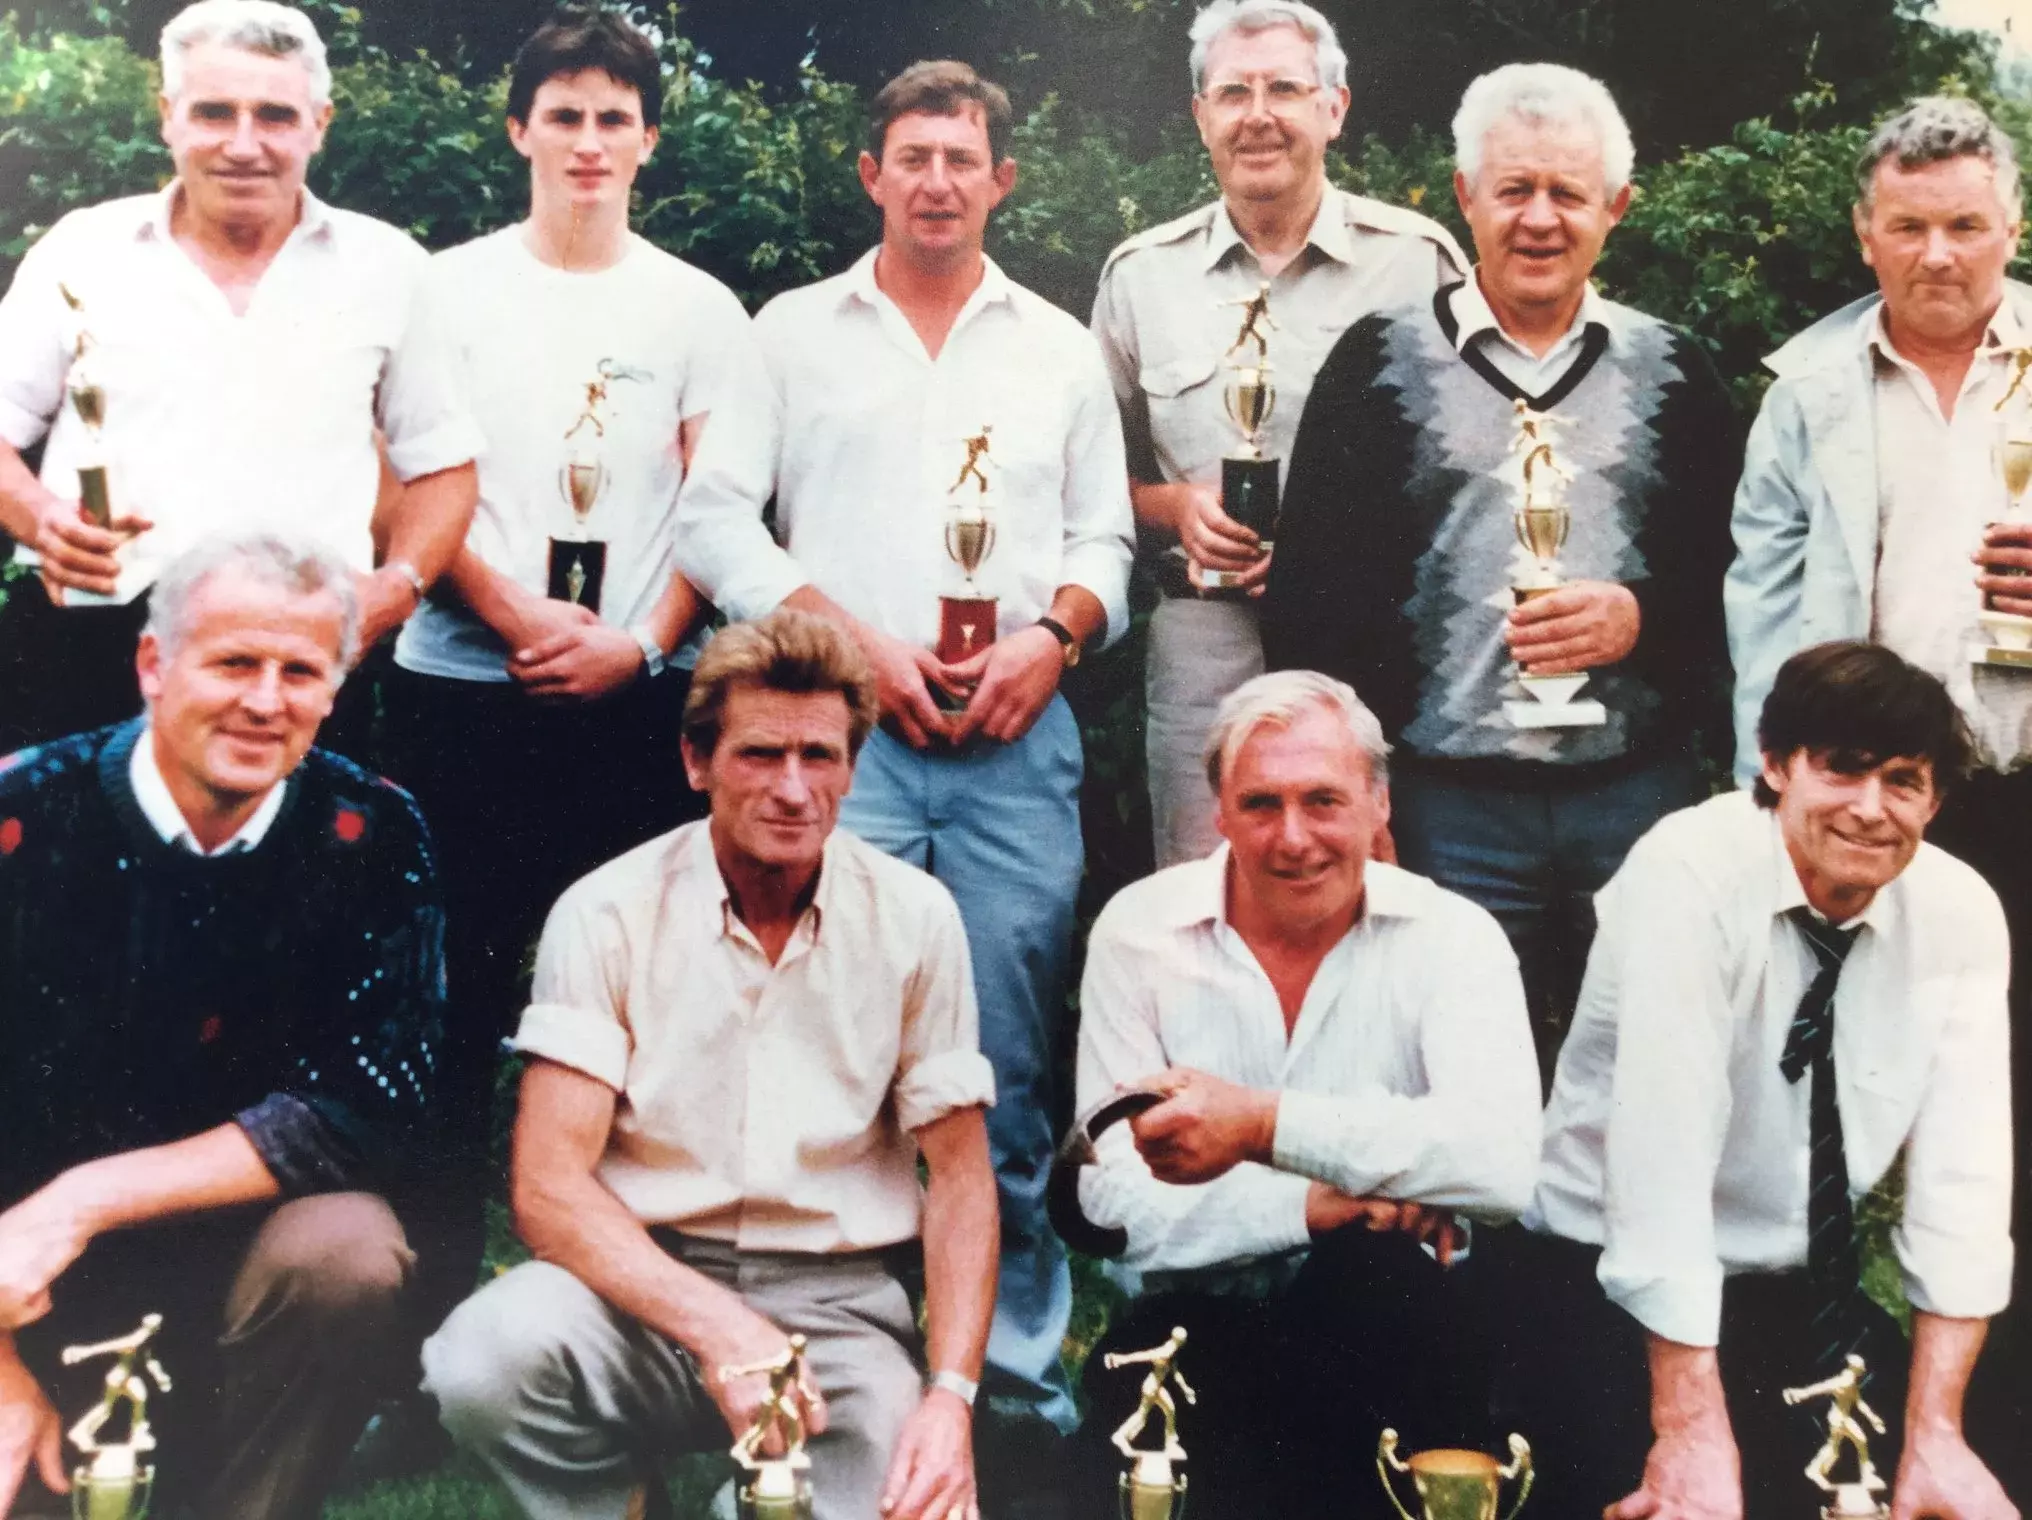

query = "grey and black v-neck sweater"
[[1262, 285, 1739, 774]]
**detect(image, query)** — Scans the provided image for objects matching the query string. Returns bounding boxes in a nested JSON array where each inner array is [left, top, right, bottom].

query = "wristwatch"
[[386, 558, 428, 603], [629, 624, 668, 679], [929, 1369, 978, 1407], [1034, 615, 1081, 669]]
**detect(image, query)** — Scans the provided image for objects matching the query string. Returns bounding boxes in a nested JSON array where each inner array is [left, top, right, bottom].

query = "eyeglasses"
[[1200, 77, 1322, 116]]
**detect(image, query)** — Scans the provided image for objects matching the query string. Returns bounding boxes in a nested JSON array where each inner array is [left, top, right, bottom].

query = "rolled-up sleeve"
[[513, 884, 634, 1092], [895, 890, 994, 1133], [377, 242, 484, 482], [1058, 339, 1134, 646], [0, 227, 72, 451]]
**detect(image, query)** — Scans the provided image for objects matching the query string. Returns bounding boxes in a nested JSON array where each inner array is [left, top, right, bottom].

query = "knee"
[[245, 1195, 414, 1328], [421, 1267, 580, 1450]]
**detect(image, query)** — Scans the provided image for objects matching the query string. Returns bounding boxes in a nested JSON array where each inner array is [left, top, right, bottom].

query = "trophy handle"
[[1497, 1434, 1534, 1520], [1376, 1430, 1420, 1520]]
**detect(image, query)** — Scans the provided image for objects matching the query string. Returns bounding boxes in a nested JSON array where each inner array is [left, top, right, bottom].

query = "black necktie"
[[1782, 908, 1871, 1373]]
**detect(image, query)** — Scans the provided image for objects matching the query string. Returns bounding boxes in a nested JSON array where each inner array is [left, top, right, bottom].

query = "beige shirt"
[[1090, 188, 1466, 504], [1870, 301, 2032, 770], [513, 821, 996, 1253]]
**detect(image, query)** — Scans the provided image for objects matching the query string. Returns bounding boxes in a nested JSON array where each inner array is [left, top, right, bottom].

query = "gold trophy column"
[[938, 425, 1000, 667], [550, 366, 615, 613], [1203, 282, 1281, 594], [1783, 1356, 1891, 1520], [1103, 1325, 1194, 1520], [1976, 348, 2032, 664], [62, 1314, 172, 1520], [728, 1334, 818, 1520], [1378, 1428, 1533, 1520], [1501, 399, 1605, 729], [57, 284, 113, 528]]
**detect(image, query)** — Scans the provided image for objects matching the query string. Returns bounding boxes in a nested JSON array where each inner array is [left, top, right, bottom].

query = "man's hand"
[[0, 1339, 67, 1516], [32, 498, 150, 601], [1128, 1068, 1277, 1185], [0, 1189, 96, 1331], [1891, 1426, 2018, 1520], [1505, 581, 1640, 674], [510, 623, 644, 701], [1176, 484, 1267, 592], [1303, 1185, 1465, 1264], [1607, 1425, 1742, 1520], [943, 626, 1062, 745], [879, 1387, 978, 1520], [1975, 524, 2032, 618], [697, 1304, 829, 1453], [863, 628, 958, 749], [352, 564, 427, 653]]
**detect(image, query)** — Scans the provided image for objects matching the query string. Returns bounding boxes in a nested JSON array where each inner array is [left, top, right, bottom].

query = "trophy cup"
[[1104, 1325, 1194, 1520], [938, 426, 999, 665], [1975, 349, 2032, 668], [1378, 1429, 1533, 1520], [1501, 400, 1605, 729], [57, 284, 112, 528], [550, 367, 612, 614], [728, 1334, 817, 1520], [1783, 1356, 1890, 1520], [62, 1314, 172, 1520], [1203, 282, 1280, 593]]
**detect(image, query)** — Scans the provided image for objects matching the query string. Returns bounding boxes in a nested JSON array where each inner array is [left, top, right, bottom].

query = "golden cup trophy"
[[1975, 348, 2032, 667], [938, 425, 999, 665], [1501, 400, 1605, 729], [1783, 1355, 1890, 1520], [728, 1334, 817, 1520], [62, 1314, 172, 1520], [1378, 1429, 1532, 1520], [549, 366, 613, 613], [1203, 282, 1280, 594], [57, 284, 112, 528], [1105, 1325, 1194, 1520]]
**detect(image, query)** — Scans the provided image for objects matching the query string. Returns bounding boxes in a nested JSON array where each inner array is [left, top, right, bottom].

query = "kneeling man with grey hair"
[[1066, 669, 1540, 1520], [0, 530, 447, 1520]]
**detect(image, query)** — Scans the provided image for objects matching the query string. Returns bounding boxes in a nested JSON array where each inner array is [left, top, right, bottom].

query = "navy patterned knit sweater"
[[0, 721, 447, 1208], [1262, 285, 1740, 772]]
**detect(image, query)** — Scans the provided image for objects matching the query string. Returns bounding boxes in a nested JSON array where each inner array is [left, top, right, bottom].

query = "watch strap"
[[1034, 615, 1080, 667], [929, 1369, 978, 1407], [629, 624, 668, 679]]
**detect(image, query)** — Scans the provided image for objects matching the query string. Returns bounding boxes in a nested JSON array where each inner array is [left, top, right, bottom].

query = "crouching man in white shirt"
[[1511, 640, 2016, 1520], [1067, 670, 1541, 1520]]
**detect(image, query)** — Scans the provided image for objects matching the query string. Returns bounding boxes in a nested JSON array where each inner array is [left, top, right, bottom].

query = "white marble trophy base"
[[1821, 1481, 1889, 1520], [1972, 609, 2032, 667], [1505, 671, 1606, 728]]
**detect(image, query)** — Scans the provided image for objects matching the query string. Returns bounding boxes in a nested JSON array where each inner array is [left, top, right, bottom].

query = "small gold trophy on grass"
[[1783, 1356, 1890, 1520], [1378, 1429, 1532, 1520], [1501, 399, 1605, 729], [1104, 1325, 1194, 1520], [938, 425, 999, 665], [56, 284, 112, 528], [1204, 282, 1280, 593], [62, 1314, 172, 1520], [1976, 348, 2032, 666], [728, 1334, 817, 1520], [550, 365, 614, 613]]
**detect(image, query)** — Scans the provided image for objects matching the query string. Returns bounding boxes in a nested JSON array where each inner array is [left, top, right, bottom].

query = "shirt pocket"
[[1138, 353, 1222, 476]]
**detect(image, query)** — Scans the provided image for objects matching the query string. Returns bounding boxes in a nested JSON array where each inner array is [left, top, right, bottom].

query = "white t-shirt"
[[396, 227, 765, 681]]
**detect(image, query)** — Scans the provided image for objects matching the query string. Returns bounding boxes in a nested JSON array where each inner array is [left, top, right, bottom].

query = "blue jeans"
[[839, 696, 1084, 1432]]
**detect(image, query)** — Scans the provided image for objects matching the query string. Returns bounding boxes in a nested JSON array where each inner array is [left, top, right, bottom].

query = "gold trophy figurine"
[[57, 284, 112, 528], [62, 1314, 172, 1520], [938, 426, 1000, 666], [1975, 348, 2032, 666], [1379, 1429, 1533, 1520], [1104, 1325, 1194, 1520], [1205, 283, 1281, 593], [1501, 400, 1606, 729], [727, 1334, 817, 1520], [1783, 1356, 1891, 1520], [550, 365, 615, 613]]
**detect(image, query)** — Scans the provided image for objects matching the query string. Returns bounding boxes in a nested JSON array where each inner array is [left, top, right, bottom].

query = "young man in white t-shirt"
[[382, 10, 774, 1330]]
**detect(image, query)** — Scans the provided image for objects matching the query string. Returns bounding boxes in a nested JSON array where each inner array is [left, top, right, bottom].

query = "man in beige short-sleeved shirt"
[[424, 609, 1000, 1520], [1091, 0, 1464, 867]]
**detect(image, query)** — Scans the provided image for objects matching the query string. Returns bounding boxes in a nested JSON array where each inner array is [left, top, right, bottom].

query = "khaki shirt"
[[1090, 188, 1467, 501]]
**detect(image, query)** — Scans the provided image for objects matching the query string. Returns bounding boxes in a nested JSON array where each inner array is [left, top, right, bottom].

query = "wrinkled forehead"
[[166, 39, 319, 107], [880, 102, 993, 159], [1202, 21, 1321, 84]]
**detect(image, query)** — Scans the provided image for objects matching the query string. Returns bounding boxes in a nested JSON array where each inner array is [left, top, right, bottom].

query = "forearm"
[[1045, 585, 1108, 649], [1271, 1086, 1537, 1220], [0, 441, 56, 542], [1648, 1333, 1733, 1443], [381, 461, 478, 588], [640, 566, 707, 652], [35, 1125, 279, 1237], [1130, 479, 1190, 539], [1907, 1312, 1987, 1439], [919, 1116, 998, 1383], [443, 545, 538, 642]]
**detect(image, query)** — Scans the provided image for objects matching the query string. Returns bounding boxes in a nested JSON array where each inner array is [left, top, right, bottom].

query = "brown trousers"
[[13, 1192, 416, 1520]]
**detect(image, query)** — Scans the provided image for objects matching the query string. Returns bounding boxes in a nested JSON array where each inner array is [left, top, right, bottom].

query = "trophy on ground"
[[1378, 1429, 1533, 1520], [1104, 1325, 1194, 1520], [727, 1334, 817, 1520], [57, 284, 112, 528], [62, 1314, 172, 1520], [1501, 399, 1605, 729], [938, 425, 999, 665], [1975, 348, 2032, 667], [1202, 282, 1281, 593], [550, 364, 614, 613], [1783, 1355, 1890, 1520]]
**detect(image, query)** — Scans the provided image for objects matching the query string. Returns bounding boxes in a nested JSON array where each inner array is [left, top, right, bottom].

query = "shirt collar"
[[1866, 298, 2027, 371], [840, 245, 1016, 319], [1450, 272, 1609, 358], [694, 819, 832, 946], [127, 724, 287, 856], [1765, 804, 1896, 938], [137, 180, 334, 245], [1204, 189, 1352, 273], [1147, 843, 1425, 931]]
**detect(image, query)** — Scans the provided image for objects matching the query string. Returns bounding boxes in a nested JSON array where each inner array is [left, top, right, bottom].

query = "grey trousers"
[[422, 1240, 925, 1520], [1146, 596, 1263, 868]]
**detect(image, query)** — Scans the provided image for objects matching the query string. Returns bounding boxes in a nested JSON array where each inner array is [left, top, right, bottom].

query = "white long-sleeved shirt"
[[1075, 848, 1541, 1282], [676, 249, 1133, 647], [1529, 790, 2014, 1347]]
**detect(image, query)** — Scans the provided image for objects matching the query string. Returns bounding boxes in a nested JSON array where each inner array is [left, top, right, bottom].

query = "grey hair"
[[144, 530, 359, 671], [1857, 96, 2023, 222], [1188, 0, 1348, 94], [161, 0, 331, 108], [1203, 669, 1391, 793], [1452, 62, 1635, 196]]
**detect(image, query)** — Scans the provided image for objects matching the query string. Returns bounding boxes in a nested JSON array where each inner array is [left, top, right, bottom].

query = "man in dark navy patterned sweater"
[[0, 532, 446, 1520], [1262, 63, 1738, 1083]]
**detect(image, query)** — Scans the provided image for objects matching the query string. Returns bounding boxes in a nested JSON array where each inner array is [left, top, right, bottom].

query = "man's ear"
[[136, 632, 164, 706], [1759, 750, 1791, 800], [680, 735, 710, 795], [858, 149, 883, 206], [992, 156, 1018, 200]]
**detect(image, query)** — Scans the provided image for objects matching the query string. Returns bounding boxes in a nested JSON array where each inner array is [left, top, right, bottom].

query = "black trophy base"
[[1200, 453, 1281, 593], [547, 537, 607, 615]]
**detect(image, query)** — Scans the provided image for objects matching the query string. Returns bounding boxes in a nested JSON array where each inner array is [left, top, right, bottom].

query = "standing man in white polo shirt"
[[0, 0, 479, 758], [674, 59, 1133, 1515]]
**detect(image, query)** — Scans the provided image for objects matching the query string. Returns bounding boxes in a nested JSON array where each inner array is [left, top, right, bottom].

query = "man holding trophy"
[[1090, 0, 1465, 867], [674, 61, 1132, 1511], [1261, 63, 1737, 1081], [0, 0, 481, 759]]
